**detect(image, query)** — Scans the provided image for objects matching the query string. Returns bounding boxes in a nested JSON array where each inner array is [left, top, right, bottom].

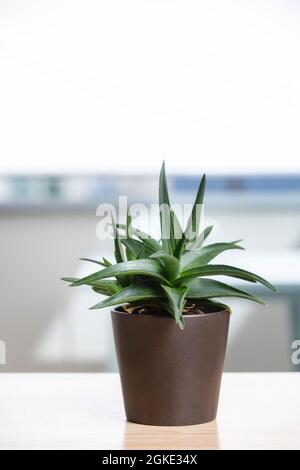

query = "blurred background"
[[0, 0, 299, 372]]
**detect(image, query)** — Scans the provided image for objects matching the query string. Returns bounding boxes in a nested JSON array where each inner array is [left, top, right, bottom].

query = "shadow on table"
[[122, 419, 220, 450]]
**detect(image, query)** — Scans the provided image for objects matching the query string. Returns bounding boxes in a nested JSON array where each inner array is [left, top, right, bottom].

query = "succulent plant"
[[62, 162, 276, 329]]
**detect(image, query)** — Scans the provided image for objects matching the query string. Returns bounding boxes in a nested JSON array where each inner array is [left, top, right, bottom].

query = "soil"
[[121, 301, 226, 317]]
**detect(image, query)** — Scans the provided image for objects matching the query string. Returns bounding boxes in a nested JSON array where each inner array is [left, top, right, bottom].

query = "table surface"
[[0, 373, 299, 450]]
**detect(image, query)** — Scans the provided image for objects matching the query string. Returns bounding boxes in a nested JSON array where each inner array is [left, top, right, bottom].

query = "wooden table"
[[0, 373, 299, 450]]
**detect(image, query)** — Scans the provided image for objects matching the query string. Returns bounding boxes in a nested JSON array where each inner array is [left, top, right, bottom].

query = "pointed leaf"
[[185, 174, 206, 242], [178, 264, 277, 291], [111, 214, 125, 263], [121, 238, 143, 260], [125, 209, 135, 261], [181, 241, 244, 271], [102, 257, 112, 267], [170, 209, 183, 242], [91, 280, 123, 296], [185, 225, 213, 251], [62, 276, 122, 294], [117, 224, 161, 251], [90, 284, 162, 309], [80, 258, 106, 267], [150, 252, 180, 280], [174, 174, 206, 258], [159, 161, 173, 254], [71, 259, 171, 286], [138, 241, 157, 258], [61, 277, 78, 283], [186, 278, 265, 304], [121, 238, 156, 260], [111, 214, 130, 286], [161, 284, 188, 329], [126, 209, 132, 238]]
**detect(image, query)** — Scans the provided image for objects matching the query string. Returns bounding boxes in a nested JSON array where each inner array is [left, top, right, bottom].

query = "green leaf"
[[150, 252, 180, 281], [180, 241, 244, 271], [61, 277, 78, 283], [91, 280, 123, 296], [161, 284, 188, 329], [159, 161, 173, 254], [62, 276, 122, 294], [71, 259, 171, 286], [158, 162, 182, 255], [102, 257, 112, 267], [111, 214, 131, 286], [178, 264, 277, 292], [80, 258, 106, 267], [174, 174, 206, 259], [185, 225, 213, 251], [138, 241, 157, 258], [117, 224, 161, 252], [90, 283, 162, 309], [124, 209, 135, 261], [121, 238, 155, 260], [186, 278, 265, 304], [170, 210, 183, 242], [121, 238, 142, 260], [111, 214, 125, 264], [126, 209, 132, 237], [185, 174, 206, 242]]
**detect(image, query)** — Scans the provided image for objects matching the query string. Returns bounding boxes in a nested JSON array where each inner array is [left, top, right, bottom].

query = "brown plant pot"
[[111, 306, 230, 426]]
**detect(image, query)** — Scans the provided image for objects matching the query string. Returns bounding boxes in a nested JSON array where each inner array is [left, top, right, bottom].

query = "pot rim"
[[111, 304, 231, 318]]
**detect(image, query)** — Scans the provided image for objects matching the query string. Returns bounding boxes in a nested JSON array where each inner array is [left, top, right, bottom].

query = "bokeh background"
[[0, 0, 299, 372]]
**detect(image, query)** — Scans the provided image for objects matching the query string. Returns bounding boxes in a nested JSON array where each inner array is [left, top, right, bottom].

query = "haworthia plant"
[[62, 162, 277, 329]]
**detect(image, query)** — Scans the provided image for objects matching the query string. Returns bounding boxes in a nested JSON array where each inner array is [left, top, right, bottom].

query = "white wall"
[[1, 0, 300, 175]]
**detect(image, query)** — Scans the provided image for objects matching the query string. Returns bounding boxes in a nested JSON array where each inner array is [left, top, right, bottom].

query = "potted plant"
[[62, 162, 276, 426]]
